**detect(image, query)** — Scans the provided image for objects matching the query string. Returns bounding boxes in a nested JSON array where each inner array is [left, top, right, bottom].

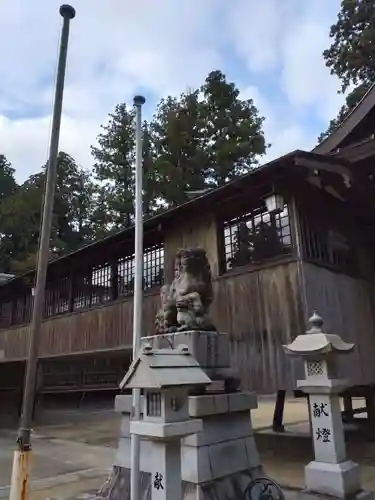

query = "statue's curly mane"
[[155, 247, 216, 333], [176, 248, 213, 307]]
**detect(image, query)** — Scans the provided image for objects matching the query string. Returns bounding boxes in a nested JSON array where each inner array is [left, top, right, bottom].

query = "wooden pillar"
[[9, 296, 17, 326], [365, 389, 375, 423], [342, 393, 354, 423], [272, 390, 286, 432], [111, 259, 119, 301], [68, 270, 75, 312]]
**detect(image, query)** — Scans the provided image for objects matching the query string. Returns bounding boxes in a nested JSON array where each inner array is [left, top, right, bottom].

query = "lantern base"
[[304, 460, 374, 500]]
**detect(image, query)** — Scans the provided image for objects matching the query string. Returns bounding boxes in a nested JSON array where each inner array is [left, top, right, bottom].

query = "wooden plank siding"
[[0, 291, 160, 362], [0, 261, 303, 394], [213, 261, 303, 393], [2, 260, 375, 393], [164, 212, 220, 281], [303, 262, 375, 386]]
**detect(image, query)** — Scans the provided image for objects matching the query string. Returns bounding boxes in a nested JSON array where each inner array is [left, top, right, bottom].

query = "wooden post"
[[111, 259, 119, 301], [272, 390, 286, 432], [68, 270, 75, 312]]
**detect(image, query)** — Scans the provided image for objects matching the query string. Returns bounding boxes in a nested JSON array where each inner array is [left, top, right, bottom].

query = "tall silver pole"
[[130, 95, 145, 500], [9, 6, 75, 500]]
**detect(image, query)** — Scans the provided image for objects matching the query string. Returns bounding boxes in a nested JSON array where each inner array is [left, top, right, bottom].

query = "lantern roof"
[[283, 312, 354, 357], [120, 343, 212, 390]]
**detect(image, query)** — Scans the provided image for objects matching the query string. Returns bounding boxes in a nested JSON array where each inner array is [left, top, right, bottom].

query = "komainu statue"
[[154, 248, 216, 334]]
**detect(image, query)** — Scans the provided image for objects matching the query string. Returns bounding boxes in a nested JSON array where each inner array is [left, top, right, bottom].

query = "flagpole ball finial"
[[134, 95, 146, 107], [59, 4, 76, 19]]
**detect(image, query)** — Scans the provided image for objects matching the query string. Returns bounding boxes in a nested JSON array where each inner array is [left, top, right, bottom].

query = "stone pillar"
[[284, 312, 374, 500], [102, 330, 263, 500], [150, 441, 181, 500], [114, 390, 262, 500]]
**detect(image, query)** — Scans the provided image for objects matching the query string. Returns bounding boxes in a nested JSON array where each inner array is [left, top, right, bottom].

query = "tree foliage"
[[319, 0, 375, 142], [0, 69, 268, 274], [200, 70, 267, 186], [0, 152, 94, 274], [318, 83, 370, 143], [151, 91, 208, 207], [150, 70, 267, 206], [91, 104, 136, 231]]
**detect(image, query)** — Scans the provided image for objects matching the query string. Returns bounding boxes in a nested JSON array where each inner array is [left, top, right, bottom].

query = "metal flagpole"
[[130, 95, 146, 500], [9, 6, 75, 500]]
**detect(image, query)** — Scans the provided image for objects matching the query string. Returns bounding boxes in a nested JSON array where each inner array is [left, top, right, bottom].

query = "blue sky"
[[0, 0, 345, 182]]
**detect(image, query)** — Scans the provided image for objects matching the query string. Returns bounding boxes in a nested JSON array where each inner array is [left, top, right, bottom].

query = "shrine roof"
[[314, 84, 375, 155]]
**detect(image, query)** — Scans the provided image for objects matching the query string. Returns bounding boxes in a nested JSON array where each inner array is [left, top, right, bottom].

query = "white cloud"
[[0, 0, 224, 181], [241, 85, 313, 161], [228, 0, 345, 122], [0, 0, 346, 183]]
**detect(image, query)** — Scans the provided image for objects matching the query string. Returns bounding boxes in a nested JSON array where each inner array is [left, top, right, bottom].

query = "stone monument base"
[[97, 465, 260, 500], [299, 460, 374, 500], [144, 331, 235, 384], [102, 391, 262, 500]]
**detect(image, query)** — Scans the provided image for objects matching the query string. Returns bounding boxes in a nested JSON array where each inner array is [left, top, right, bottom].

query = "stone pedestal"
[[112, 391, 262, 500], [144, 331, 234, 382]]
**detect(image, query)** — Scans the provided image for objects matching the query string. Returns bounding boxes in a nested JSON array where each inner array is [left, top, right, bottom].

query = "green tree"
[[50, 152, 95, 253], [0, 155, 18, 272], [0, 152, 94, 274], [142, 121, 160, 217], [151, 90, 208, 207], [0, 155, 17, 201], [91, 70, 268, 214], [0, 171, 45, 273], [91, 105, 162, 234], [200, 70, 267, 186], [91, 104, 136, 231], [319, 0, 375, 141], [151, 71, 267, 205]]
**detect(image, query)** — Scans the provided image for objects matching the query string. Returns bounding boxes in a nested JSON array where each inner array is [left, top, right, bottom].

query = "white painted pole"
[[130, 95, 146, 500]]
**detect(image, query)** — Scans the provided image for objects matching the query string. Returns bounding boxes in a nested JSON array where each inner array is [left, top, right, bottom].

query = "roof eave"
[[313, 83, 375, 155]]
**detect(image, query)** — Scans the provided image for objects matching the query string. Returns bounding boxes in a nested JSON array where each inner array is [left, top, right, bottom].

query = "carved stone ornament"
[[154, 248, 216, 334]]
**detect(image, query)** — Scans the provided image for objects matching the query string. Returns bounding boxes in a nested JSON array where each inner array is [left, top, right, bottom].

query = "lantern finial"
[[307, 311, 323, 334]]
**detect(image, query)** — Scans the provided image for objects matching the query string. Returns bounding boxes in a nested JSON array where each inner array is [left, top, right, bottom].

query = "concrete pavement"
[[0, 397, 374, 499]]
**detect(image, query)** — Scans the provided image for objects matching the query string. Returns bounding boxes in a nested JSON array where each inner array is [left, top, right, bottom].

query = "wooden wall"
[[0, 261, 303, 394], [303, 262, 375, 385], [3, 260, 375, 393], [0, 292, 160, 362], [212, 261, 303, 393], [164, 212, 220, 281]]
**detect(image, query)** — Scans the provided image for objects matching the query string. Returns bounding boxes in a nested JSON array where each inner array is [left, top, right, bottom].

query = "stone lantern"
[[283, 312, 373, 500], [120, 343, 211, 500]]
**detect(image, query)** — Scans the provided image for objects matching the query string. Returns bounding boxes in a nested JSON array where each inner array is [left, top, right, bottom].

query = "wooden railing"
[[0, 292, 160, 361]]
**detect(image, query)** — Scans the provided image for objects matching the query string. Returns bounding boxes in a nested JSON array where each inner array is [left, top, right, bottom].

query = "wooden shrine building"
[[2, 85, 375, 422]]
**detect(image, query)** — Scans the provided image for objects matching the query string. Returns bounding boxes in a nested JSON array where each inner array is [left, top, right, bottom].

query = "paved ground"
[[0, 397, 374, 499]]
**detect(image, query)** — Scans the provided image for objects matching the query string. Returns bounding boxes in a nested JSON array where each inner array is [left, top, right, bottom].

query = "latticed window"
[[0, 242, 165, 327], [299, 213, 358, 276], [45, 276, 70, 317], [146, 392, 162, 417], [0, 301, 12, 328], [91, 263, 112, 306], [223, 204, 292, 272], [307, 360, 324, 377], [118, 244, 164, 297]]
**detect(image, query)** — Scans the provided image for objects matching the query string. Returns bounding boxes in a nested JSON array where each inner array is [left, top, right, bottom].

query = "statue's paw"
[[177, 324, 190, 331], [167, 326, 178, 333]]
